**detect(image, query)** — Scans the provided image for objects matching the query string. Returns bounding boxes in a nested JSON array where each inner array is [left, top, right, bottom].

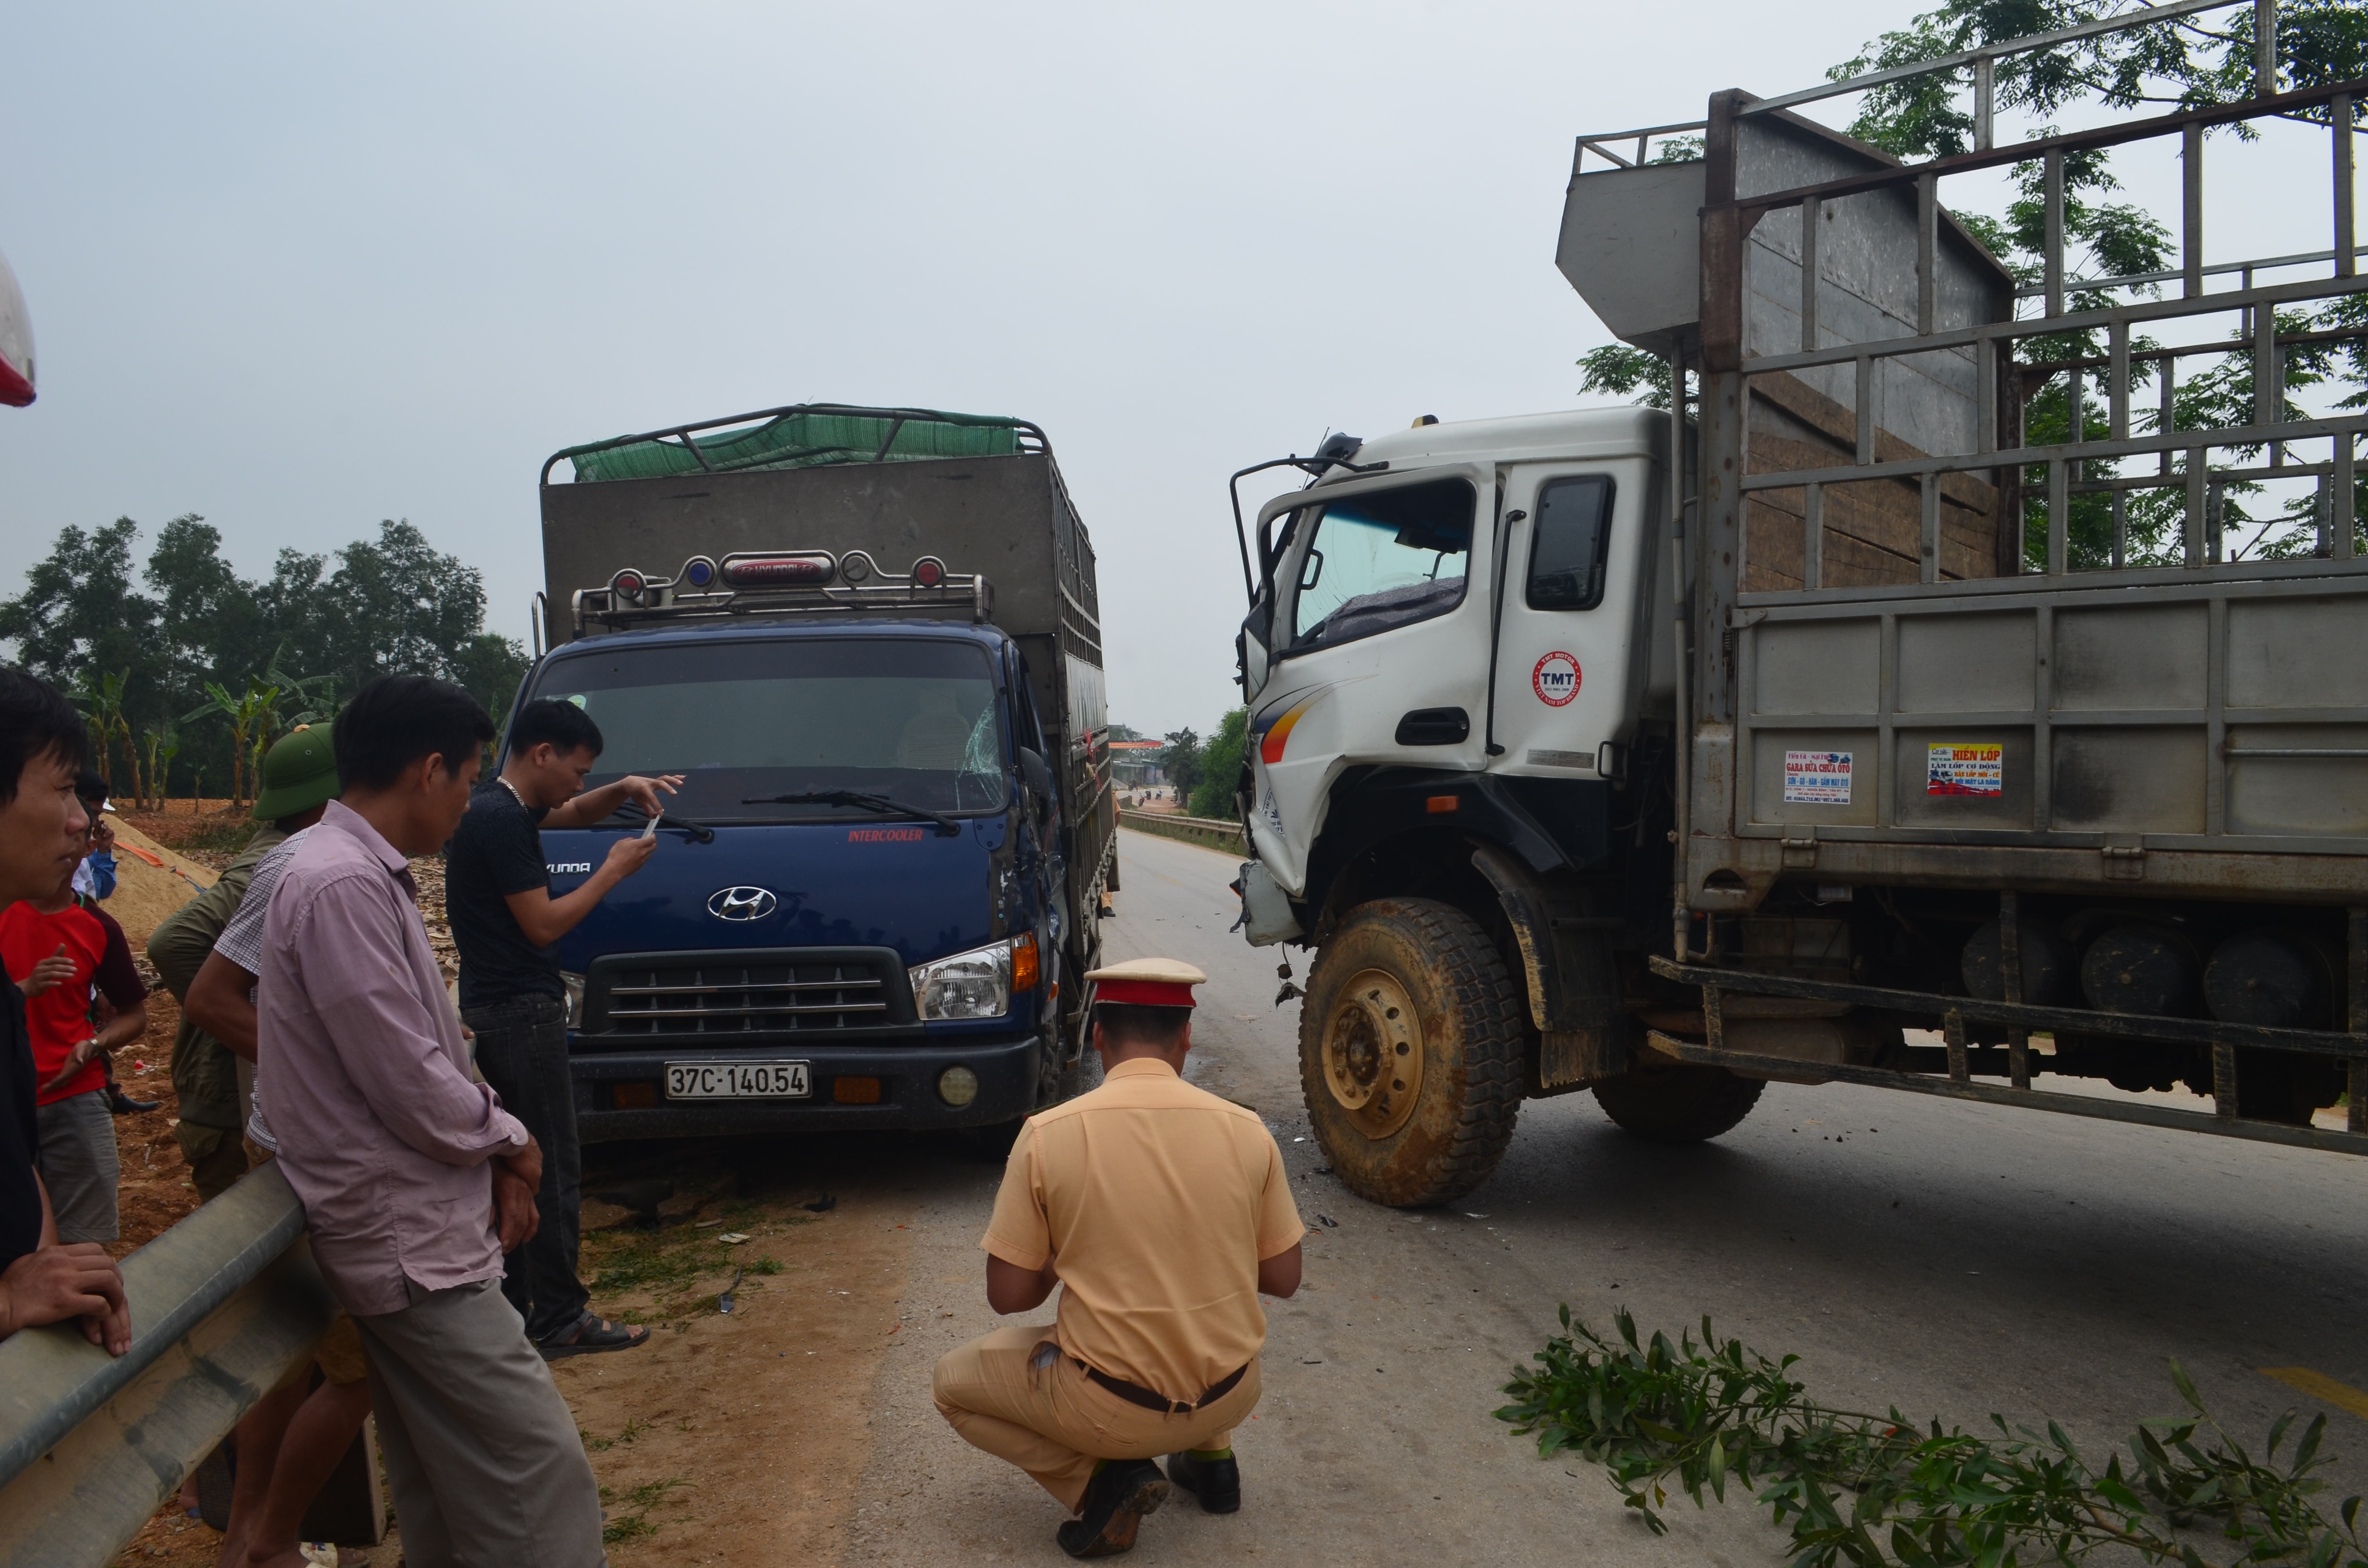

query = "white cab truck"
[[1229, 6, 2368, 1207]]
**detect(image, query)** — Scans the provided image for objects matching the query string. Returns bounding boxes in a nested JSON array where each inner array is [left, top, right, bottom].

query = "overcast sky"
[[0, 2, 2341, 737]]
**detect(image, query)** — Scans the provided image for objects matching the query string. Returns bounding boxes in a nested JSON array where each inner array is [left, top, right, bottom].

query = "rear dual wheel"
[[1298, 898, 1525, 1208]]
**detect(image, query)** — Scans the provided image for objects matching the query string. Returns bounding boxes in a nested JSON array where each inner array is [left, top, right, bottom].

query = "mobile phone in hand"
[[641, 813, 660, 840]]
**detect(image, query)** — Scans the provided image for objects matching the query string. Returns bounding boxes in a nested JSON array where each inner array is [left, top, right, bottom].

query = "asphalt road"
[[839, 827, 2368, 1566]]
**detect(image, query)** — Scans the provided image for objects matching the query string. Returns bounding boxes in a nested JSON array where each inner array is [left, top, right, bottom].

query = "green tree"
[[308, 521, 528, 720], [0, 519, 164, 714], [1161, 727, 1204, 803], [6, 514, 530, 797], [1189, 708, 1250, 820]]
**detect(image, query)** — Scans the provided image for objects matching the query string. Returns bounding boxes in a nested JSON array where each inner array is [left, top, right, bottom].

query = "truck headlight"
[[909, 939, 1013, 1021], [561, 971, 585, 1029]]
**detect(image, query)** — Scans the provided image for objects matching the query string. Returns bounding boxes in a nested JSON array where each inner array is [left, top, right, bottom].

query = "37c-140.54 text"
[[665, 1062, 812, 1099]]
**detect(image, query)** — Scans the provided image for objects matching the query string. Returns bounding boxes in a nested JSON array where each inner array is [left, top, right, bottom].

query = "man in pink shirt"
[[257, 674, 604, 1568]]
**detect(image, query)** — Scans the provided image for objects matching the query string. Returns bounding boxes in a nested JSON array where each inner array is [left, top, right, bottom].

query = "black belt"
[[1074, 1357, 1248, 1416]]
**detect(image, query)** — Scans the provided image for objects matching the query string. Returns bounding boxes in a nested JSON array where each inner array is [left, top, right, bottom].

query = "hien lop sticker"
[[1531, 651, 1582, 707], [1783, 750, 1853, 804], [1927, 742, 2004, 796]]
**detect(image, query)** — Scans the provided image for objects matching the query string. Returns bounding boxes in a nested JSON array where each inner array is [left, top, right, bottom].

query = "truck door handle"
[[1395, 707, 1470, 746]]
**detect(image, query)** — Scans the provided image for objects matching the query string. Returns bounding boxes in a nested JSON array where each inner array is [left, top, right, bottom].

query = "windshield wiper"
[[595, 807, 716, 844], [741, 790, 964, 837]]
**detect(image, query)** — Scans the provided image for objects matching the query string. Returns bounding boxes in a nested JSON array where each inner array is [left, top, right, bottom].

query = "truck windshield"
[[1289, 478, 1475, 652], [530, 637, 1007, 822]]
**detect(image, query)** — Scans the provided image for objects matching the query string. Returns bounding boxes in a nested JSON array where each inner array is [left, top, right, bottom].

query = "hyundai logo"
[[707, 886, 779, 921]]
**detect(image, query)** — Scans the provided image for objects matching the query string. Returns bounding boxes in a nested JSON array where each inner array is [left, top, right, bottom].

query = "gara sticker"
[[1783, 750, 1854, 805], [1927, 742, 2004, 796], [1531, 651, 1582, 707]]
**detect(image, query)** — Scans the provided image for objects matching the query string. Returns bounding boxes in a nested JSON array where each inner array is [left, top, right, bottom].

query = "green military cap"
[[251, 723, 339, 821]]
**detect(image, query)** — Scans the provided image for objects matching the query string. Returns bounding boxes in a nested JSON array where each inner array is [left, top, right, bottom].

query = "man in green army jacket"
[[146, 725, 338, 1201]]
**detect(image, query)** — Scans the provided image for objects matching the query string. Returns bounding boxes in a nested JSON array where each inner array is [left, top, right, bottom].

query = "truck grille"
[[588, 952, 903, 1037]]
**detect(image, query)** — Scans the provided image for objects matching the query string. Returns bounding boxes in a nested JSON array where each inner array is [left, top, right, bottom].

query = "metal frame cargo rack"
[[1572, 0, 2368, 1152], [538, 402, 1051, 486]]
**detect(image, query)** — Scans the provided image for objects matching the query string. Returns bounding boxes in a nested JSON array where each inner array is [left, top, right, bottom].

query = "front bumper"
[[569, 1032, 1041, 1142]]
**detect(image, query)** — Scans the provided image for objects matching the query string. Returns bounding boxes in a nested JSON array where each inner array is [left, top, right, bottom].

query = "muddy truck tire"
[[1297, 897, 1524, 1207], [1591, 1062, 1764, 1142]]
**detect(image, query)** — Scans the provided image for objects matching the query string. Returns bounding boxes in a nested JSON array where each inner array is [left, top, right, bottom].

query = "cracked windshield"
[[535, 637, 1006, 821]]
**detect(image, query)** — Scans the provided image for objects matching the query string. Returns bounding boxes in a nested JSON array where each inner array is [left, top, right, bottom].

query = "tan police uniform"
[[931, 959, 1306, 1512]]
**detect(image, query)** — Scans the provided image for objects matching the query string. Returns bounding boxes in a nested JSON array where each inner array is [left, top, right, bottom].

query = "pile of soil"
[[100, 820, 220, 950]]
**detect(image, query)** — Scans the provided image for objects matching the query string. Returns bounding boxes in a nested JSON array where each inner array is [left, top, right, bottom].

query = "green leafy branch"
[[1496, 1308, 2368, 1566]]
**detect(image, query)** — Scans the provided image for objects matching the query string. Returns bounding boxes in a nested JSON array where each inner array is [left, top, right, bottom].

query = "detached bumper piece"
[[1645, 955, 2368, 1159]]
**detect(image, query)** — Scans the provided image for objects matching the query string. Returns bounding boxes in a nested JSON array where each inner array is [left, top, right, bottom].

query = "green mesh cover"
[[564, 408, 1022, 483]]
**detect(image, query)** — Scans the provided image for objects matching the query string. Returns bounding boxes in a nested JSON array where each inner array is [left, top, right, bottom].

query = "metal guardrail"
[[1116, 809, 1247, 856], [0, 1163, 336, 1568]]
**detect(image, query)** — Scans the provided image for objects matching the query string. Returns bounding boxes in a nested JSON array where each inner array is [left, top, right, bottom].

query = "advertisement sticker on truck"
[[1927, 742, 2004, 796], [1783, 750, 1853, 804], [1531, 651, 1581, 706]]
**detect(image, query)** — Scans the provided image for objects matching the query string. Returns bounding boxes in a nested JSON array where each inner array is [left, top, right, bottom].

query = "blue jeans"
[[463, 993, 588, 1343]]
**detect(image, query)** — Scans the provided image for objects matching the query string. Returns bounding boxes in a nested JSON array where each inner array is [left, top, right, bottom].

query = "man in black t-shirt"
[[446, 698, 678, 1357], [0, 668, 127, 1353]]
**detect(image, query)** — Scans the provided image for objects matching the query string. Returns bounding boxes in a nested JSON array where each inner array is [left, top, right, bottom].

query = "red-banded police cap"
[[1086, 956, 1207, 1009]]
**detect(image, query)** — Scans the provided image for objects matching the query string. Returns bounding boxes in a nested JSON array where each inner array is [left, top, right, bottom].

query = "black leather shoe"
[[1056, 1460, 1169, 1558], [1164, 1450, 1241, 1514]]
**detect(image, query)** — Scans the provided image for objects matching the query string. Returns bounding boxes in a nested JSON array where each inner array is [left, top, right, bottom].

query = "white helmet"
[[0, 245, 33, 407]]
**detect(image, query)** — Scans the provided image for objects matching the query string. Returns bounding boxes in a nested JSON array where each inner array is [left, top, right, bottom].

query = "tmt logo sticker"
[[1531, 651, 1582, 707]]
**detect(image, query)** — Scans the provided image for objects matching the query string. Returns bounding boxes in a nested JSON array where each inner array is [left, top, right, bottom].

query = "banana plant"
[[260, 646, 340, 728], [140, 726, 179, 812], [186, 678, 282, 807], [73, 670, 140, 807]]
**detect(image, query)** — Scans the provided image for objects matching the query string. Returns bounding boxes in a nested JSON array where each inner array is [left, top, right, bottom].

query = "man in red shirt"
[[0, 667, 128, 1353], [1, 771, 149, 1244]]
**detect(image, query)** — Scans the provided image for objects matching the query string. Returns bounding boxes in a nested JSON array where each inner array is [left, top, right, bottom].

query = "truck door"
[[1247, 465, 1497, 895], [1486, 460, 1652, 779]]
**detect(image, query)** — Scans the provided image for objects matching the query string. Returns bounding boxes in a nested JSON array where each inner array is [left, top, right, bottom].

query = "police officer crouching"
[[932, 957, 1306, 1557]]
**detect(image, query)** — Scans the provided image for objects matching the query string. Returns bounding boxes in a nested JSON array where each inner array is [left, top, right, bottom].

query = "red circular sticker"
[[1532, 651, 1581, 707]]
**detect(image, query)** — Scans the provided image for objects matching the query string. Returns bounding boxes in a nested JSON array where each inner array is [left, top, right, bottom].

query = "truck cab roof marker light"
[[722, 551, 837, 587]]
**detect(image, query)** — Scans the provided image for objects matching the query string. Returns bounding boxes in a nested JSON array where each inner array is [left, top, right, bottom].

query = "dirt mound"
[[102, 820, 219, 948]]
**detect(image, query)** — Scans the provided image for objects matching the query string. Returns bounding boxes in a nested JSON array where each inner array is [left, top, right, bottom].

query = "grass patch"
[[585, 1227, 736, 1303], [584, 1210, 808, 1310], [584, 1415, 646, 1452], [598, 1477, 687, 1545]]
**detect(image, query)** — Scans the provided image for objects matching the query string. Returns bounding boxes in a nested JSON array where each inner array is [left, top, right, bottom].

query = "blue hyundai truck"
[[513, 404, 1115, 1145]]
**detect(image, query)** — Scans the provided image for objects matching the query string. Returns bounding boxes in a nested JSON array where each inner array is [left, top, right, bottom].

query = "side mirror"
[[1018, 747, 1056, 812]]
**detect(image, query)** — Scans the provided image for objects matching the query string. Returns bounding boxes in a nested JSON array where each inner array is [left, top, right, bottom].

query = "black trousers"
[[463, 992, 589, 1343]]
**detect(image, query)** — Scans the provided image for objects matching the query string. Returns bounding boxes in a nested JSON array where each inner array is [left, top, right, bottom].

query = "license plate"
[[665, 1061, 812, 1100]]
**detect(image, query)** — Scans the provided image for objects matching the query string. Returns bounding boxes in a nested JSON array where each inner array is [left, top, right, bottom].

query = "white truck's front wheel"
[[1298, 898, 1524, 1207]]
